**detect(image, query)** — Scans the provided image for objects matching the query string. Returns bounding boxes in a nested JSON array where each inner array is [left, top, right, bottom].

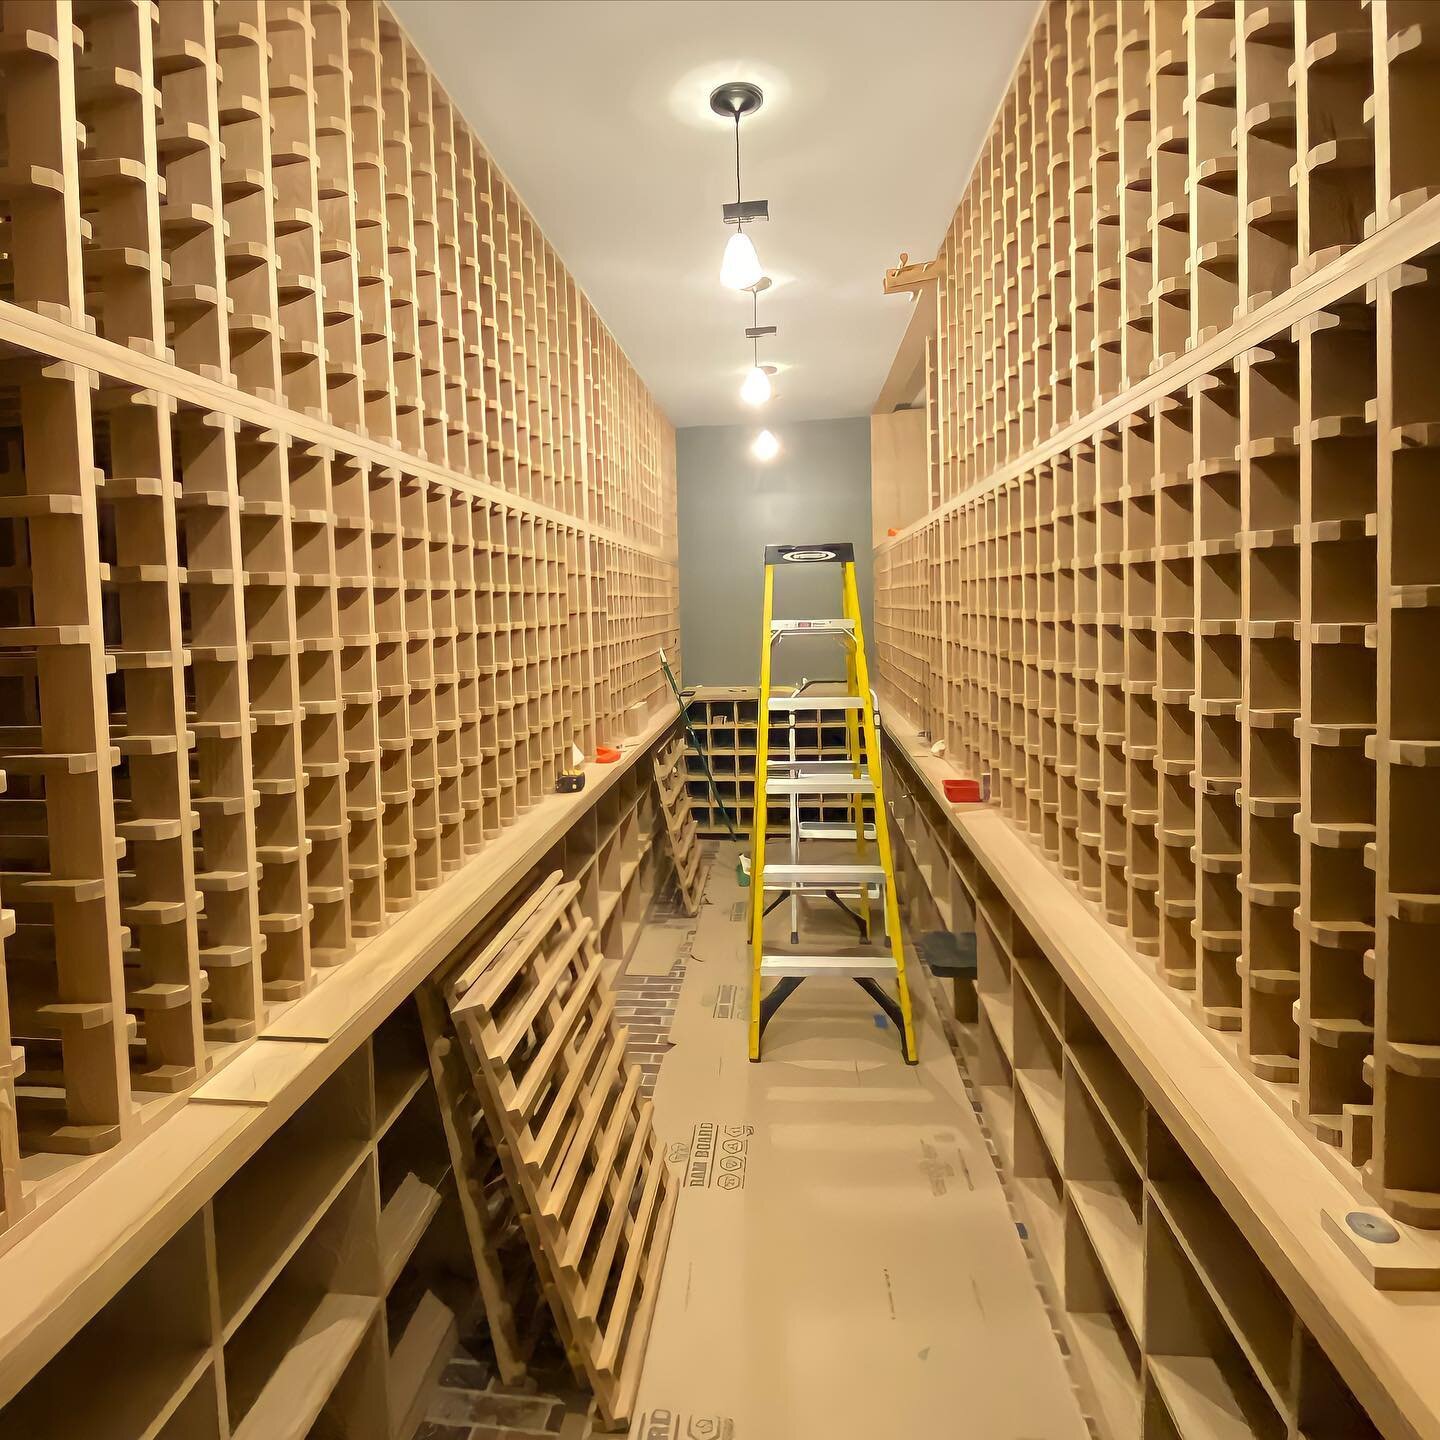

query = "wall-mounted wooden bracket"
[[882, 251, 943, 296]]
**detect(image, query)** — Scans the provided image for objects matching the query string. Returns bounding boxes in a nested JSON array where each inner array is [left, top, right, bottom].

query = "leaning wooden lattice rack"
[[443, 871, 676, 1429], [652, 735, 704, 915]]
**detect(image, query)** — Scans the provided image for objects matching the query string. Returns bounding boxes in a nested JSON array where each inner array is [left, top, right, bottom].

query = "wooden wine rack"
[[0, 717, 679, 1436], [873, 0, 1440, 1236], [886, 740, 1394, 1440], [0, 0, 679, 1244], [0, 996, 511, 1440], [680, 685, 874, 837]]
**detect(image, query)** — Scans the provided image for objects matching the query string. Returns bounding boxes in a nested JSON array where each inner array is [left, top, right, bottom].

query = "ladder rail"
[[787, 712, 800, 944], [748, 565, 777, 1059], [842, 560, 917, 1063], [843, 634, 871, 941]]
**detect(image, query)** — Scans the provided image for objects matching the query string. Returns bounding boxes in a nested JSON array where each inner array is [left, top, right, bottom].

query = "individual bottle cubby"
[[1093, 6, 1127, 407], [1372, 1, 1440, 226], [1241, 3, 1299, 307], [1150, 0, 1191, 367], [1187, 0, 1241, 345], [1119, 5, 1154, 386], [1193, 369, 1243, 1033], [1295, 291, 1377, 1148], [1066, 1062, 1144, 1335], [1295, 0, 1375, 276], [1015, 1065, 1067, 1291], [1070, 4, 1100, 422], [880, 743, 1392, 1439]]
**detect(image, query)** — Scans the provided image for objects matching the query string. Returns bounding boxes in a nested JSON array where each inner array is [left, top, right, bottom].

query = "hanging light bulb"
[[740, 364, 772, 406], [751, 429, 780, 462], [721, 228, 762, 290]]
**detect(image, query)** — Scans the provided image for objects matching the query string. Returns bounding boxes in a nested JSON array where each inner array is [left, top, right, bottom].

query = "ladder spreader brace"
[[747, 542, 919, 1064]]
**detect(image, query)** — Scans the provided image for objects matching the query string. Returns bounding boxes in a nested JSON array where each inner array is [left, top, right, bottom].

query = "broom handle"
[[658, 649, 739, 840]]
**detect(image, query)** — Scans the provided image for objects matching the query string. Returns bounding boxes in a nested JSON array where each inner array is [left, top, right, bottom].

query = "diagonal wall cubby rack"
[[0, 0, 680, 1261], [875, 0, 1440, 1435]]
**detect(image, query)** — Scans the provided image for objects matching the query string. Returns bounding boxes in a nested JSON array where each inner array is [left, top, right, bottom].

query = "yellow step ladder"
[[748, 542, 918, 1064]]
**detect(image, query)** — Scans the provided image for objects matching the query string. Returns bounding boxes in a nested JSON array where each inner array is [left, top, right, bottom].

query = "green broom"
[[657, 649, 748, 886]]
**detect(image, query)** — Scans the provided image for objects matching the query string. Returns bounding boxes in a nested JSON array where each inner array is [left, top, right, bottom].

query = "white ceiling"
[[393, 0, 1039, 428]]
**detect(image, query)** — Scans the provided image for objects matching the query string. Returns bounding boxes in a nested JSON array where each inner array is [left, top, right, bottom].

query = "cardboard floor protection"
[[626, 913, 697, 976], [629, 843, 1089, 1440]]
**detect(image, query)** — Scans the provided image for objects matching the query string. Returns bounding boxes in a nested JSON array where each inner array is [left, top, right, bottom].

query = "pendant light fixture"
[[721, 230, 762, 293], [751, 429, 780, 462], [740, 364, 772, 406], [711, 82, 767, 291], [739, 275, 776, 407]]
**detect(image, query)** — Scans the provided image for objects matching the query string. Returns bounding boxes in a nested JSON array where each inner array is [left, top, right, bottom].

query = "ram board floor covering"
[[627, 841, 1090, 1440]]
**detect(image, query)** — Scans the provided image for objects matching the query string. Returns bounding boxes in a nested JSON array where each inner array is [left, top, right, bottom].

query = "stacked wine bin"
[[0, 2, 680, 1436], [680, 686, 875, 837], [875, 2, 1440, 1438]]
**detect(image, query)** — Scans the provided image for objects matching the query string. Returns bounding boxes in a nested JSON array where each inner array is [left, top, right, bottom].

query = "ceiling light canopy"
[[711, 81, 767, 292], [751, 429, 780, 462]]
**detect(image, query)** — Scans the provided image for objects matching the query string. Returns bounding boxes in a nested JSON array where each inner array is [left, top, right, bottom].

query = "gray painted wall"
[[677, 417, 873, 688]]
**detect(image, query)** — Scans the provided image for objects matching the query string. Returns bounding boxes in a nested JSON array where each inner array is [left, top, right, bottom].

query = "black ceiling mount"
[[722, 198, 769, 224], [709, 81, 764, 120]]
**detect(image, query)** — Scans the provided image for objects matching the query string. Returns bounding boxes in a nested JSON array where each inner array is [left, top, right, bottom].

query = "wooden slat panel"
[[446, 872, 674, 1426]]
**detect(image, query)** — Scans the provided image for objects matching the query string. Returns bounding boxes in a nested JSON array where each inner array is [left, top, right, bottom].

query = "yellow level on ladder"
[[748, 542, 918, 1064]]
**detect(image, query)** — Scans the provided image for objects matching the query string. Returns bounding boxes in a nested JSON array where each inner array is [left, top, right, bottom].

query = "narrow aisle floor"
[[631, 843, 1091, 1439]]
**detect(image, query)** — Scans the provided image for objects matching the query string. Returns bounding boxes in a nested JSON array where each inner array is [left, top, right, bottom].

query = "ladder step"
[[799, 821, 877, 840], [764, 878, 883, 897], [767, 759, 867, 774], [762, 863, 888, 888], [761, 951, 898, 979], [767, 695, 865, 712], [770, 618, 854, 635], [768, 777, 874, 797]]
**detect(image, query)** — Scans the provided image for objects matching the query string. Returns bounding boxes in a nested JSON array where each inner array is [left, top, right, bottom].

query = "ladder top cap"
[[764, 542, 856, 565]]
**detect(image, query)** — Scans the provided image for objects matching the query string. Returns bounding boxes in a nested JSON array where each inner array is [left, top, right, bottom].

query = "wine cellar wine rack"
[[873, 0, 1440, 1239], [885, 739, 1392, 1440], [680, 686, 875, 837], [0, 0, 679, 1249]]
